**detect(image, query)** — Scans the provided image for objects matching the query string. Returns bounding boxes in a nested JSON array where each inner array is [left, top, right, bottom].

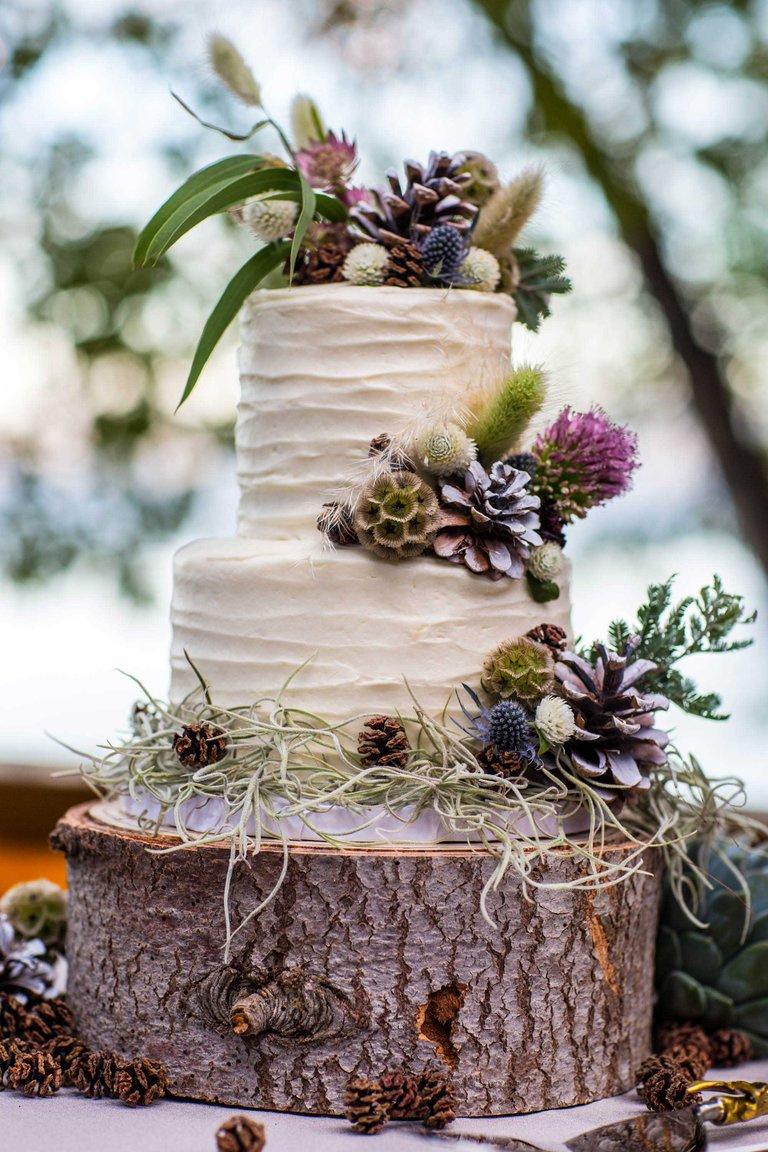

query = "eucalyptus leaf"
[[133, 155, 262, 267], [144, 167, 302, 266], [176, 240, 291, 410]]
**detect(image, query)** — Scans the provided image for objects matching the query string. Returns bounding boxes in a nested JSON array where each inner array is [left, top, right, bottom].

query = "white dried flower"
[[342, 243, 389, 286], [460, 246, 501, 292], [527, 541, 564, 582], [208, 34, 262, 106], [414, 422, 477, 476], [240, 198, 298, 242], [535, 696, 576, 746], [290, 93, 325, 148], [0, 880, 67, 946]]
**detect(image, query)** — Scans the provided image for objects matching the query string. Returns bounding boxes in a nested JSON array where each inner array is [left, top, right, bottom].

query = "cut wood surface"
[[52, 803, 661, 1116]]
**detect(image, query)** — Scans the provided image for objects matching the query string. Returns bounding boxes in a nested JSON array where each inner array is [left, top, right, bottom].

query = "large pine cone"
[[173, 722, 228, 769], [358, 716, 410, 768], [350, 152, 476, 247], [383, 241, 424, 287]]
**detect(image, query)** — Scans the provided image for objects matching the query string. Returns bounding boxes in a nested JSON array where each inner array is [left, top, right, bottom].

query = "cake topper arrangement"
[[134, 34, 571, 407]]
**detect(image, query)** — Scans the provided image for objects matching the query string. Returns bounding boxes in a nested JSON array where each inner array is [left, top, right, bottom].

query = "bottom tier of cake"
[[52, 805, 659, 1117]]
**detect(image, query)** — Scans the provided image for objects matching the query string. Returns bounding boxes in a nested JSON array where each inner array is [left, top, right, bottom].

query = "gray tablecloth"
[[4, 1060, 768, 1152]]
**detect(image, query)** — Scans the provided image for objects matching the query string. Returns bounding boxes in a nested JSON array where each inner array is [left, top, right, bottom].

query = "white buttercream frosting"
[[235, 285, 517, 539]]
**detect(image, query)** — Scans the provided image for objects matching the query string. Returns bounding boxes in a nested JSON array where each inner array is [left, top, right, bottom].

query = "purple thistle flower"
[[296, 131, 358, 191], [532, 406, 639, 523]]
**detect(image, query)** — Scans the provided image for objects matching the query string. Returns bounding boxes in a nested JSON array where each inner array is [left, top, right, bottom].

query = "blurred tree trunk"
[[473, 0, 768, 579]]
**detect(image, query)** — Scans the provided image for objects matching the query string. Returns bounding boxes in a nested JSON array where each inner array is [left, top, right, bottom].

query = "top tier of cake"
[[235, 284, 517, 541]]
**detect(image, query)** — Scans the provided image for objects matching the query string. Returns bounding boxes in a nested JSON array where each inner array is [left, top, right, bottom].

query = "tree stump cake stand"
[[52, 804, 661, 1116]]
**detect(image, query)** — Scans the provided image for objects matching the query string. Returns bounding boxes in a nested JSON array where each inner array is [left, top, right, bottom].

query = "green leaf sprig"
[[602, 575, 756, 720]]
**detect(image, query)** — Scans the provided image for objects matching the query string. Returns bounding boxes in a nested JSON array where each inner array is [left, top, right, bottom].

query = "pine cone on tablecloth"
[[0, 992, 28, 1039], [22, 997, 74, 1044], [378, 1069, 421, 1119], [43, 1036, 91, 1084], [344, 1075, 389, 1134], [709, 1028, 753, 1067], [358, 716, 410, 769], [216, 1114, 267, 1152], [317, 502, 358, 546], [112, 1056, 169, 1106], [383, 240, 424, 287], [173, 722, 228, 769], [70, 1049, 122, 1098], [525, 623, 568, 656], [0, 1038, 20, 1085], [7, 1048, 63, 1097], [417, 1069, 456, 1130], [636, 1056, 701, 1112], [655, 1021, 711, 1076]]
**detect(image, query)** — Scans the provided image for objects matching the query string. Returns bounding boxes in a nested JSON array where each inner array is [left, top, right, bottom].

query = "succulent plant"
[[342, 243, 390, 286], [459, 247, 501, 292], [349, 151, 477, 248], [354, 470, 439, 561], [413, 423, 476, 477], [433, 461, 541, 581], [0, 881, 67, 949], [481, 637, 554, 703], [527, 541, 564, 583], [656, 841, 768, 1057], [554, 640, 670, 788]]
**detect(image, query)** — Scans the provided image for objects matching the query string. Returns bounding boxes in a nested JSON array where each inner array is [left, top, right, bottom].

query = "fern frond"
[[473, 166, 544, 256], [465, 365, 548, 467]]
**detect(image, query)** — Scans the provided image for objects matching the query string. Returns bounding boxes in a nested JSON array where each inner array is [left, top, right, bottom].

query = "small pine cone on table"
[[70, 1049, 122, 1098], [709, 1028, 753, 1067], [358, 716, 410, 769], [378, 1069, 421, 1120], [7, 1048, 63, 1097], [215, 1114, 267, 1152], [0, 993, 28, 1040], [23, 997, 75, 1044], [525, 623, 568, 656], [655, 1021, 711, 1076], [636, 1055, 700, 1113], [382, 241, 424, 288], [417, 1069, 457, 1130], [43, 1035, 91, 1084], [344, 1075, 389, 1135], [112, 1055, 169, 1106], [173, 722, 228, 769], [0, 1038, 20, 1085]]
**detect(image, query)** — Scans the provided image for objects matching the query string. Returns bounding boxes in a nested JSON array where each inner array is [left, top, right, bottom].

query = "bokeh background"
[[2, 0, 767, 884]]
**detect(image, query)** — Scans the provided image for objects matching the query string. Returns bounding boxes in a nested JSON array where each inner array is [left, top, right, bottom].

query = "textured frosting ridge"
[[236, 284, 517, 539]]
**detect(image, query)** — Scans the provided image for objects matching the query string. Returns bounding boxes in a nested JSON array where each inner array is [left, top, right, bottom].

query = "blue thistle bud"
[[420, 225, 466, 279], [487, 700, 531, 754]]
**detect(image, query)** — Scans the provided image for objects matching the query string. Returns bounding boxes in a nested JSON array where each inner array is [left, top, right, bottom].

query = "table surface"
[[4, 1060, 768, 1152]]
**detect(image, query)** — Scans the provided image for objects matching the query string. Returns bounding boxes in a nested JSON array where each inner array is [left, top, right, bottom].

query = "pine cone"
[[383, 241, 424, 288], [112, 1056, 168, 1106], [358, 716, 410, 769], [0, 1038, 20, 1084], [8, 1048, 63, 1097], [173, 722, 228, 769], [317, 503, 358, 547], [22, 997, 75, 1044], [476, 745, 528, 778], [655, 1021, 710, 1078], [709, 1028, 753, 1068], [344, 1075, 389, 1134], [367, 433, 410, 471], [216, 1114, 267, 1152], [70, 1049, 122, 1098], [0, 993, 28, 1039], [417, 1069, 456, 1130], [291, 243, 347, 285], [525, 623, 568, 655], [378, 1069, 421, 1119], [43, 1035, 91, 1084], [636, 1055, 700, 1113]]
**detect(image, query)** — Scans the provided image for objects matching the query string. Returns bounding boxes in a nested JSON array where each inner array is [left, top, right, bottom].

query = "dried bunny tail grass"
[[60, 666, 759, 952], [473, 166, 545, 256]]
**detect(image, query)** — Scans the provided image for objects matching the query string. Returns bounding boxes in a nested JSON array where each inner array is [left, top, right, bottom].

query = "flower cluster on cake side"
[[317, 370, 638, 598], [134, 34, 571, 408]]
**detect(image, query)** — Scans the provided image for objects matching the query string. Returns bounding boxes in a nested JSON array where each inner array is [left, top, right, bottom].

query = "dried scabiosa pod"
[[481, 636, 553, 703], [354, 471, 439, 561]]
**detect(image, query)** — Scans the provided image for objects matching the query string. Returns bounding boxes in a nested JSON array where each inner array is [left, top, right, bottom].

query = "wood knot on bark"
[[415, 980, 467, 1068], [194, 963, 362, 1045]]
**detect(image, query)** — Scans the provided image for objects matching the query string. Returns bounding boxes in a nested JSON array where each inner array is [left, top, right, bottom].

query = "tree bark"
[[473, 0, 768, 579], [52, 804, 660, 1116]]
